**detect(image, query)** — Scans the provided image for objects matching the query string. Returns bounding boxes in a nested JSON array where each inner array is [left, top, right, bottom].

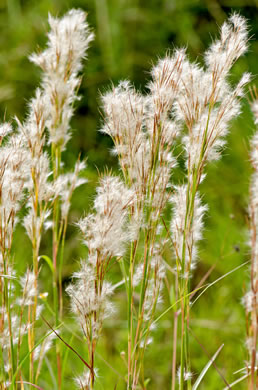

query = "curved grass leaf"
[[193, 344, 224, 390], [38, 255, 54, 274]]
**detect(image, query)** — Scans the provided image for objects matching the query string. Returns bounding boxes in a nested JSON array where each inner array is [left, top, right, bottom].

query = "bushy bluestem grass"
[[0, 8, 256, 390], [243, 87, 258, 389]]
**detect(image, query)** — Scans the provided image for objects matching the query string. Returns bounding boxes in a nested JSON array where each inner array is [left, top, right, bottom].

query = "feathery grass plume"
[[0, 8, 253, 389], [54, 160, 87, 221], [169, 13, 250, 389], [101, 81, 148, 202], [243, 87, 258, 389], [29, 9, 94, 150], [28, 8, 93, 306], [67, 175, 135, 389], [170, 185, 207, 276], [26, 10, 93, 388], [102, 12, 250, 390], [0, 126, 29, 387], [101, 49, 183, 390], [16, 89, 53, 384]]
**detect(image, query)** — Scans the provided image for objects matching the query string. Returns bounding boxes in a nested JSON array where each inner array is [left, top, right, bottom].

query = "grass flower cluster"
[[0, 8, 256, 390]]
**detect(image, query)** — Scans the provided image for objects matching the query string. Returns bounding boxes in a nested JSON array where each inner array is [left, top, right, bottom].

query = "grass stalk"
[[171, 274, 179, 390], [51, 142, 63, 390]]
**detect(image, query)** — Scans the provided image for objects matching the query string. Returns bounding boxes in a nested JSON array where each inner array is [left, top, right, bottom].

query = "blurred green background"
[[1, 0, 257, 389]]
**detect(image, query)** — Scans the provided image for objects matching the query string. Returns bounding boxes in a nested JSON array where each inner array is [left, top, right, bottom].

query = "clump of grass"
[[243, 87, 258, 390], [0, 8, 255, 390], [101, 13, 250, 390], [0, 9, 93, 390]]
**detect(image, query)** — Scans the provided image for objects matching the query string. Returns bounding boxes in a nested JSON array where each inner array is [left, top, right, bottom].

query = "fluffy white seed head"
[[148, 48, 186, 115], [205, 13, 248, 79], [77, 175, 135, 258], [244, 96, 258, 368], [177, 367, 193, 384], [19, 270, 37, 306], [74, 368, 98, 389], [66, 261, 114, 341], [170, 186, 207, 274], [0, 123, 12, 140], [30, 9, 94, 150], [53, 159, 87, 220], [0, 131, 30, 247]]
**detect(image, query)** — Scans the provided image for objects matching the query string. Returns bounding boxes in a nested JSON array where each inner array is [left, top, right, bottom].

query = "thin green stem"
[[51, 142, 62, 390], [58, 219, 67, 319]]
